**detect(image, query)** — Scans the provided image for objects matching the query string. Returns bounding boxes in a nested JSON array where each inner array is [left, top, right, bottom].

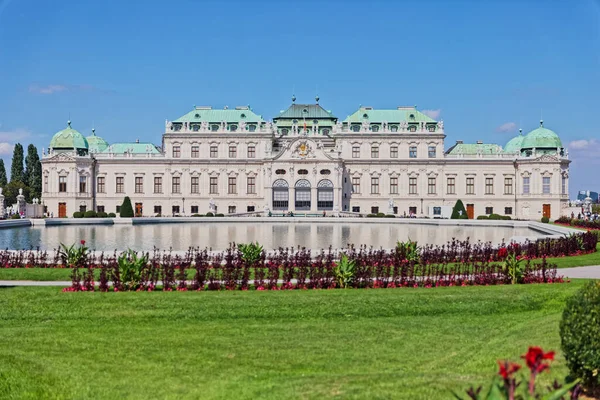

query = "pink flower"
[[80, 240, 86, 246]]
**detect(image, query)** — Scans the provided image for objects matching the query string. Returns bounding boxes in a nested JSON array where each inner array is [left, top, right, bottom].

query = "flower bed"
[[555, 216, 600, 230]]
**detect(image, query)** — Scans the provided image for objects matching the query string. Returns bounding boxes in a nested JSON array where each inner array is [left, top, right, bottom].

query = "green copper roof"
[[100, 142, 161, 154], [503, 134, 524, 153], [446, 142, 503, 155], [273, 103, 337, 120], [173, 106, 265, 123], [49, 121, 89, 150], [521, 122, 562, 149], [344, 107, 436, 123], [86, 129, 109, 153]]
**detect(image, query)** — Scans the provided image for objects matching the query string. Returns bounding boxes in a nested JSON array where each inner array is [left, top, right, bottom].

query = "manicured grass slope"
[[0, 283, 584, 399]]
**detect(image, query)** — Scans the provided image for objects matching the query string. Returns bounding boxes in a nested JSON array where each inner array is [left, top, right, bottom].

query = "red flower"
[[498, 361, 521, 379], [497, 247, 508, 258], [522, 346, 554, 374], [80, 240, 86, 246]]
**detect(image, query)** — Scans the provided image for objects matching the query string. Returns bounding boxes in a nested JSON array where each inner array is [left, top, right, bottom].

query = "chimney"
[[456, 140, 463, 144], [476, 140, 483, 144]]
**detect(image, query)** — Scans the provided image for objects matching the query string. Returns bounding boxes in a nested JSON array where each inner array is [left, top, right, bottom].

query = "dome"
[[86, 129, 109, 153], [49, 121, 89, 151], [504, 133, 524, 153], [521, 121, 562, 150]]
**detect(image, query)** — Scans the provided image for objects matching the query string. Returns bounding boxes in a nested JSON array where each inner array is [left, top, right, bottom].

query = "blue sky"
[[0, 0, 599, 196]]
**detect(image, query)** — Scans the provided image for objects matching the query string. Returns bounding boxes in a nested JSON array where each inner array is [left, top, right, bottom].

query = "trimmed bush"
[[376, 212, 385, 218], [84, 210, 97, 218], [107, 213, 116, 218], [451, 199, 468, 219], [205, 212, 214, 217], [119, 197, 134, 218], [560, 281, 600, 391], [541, 216, 550, 223], [384, 214, 395, 218], [501, 215, 512, 220], [97, 212, 108, 218], [476, 215, 488, 220], [73, 211, 84, 218], [10, 213, 21, 220], [488, 213, 502, 220], [366, 214, 377, 218], [215, 213, 225, 217], [192, 214, 203, 217]]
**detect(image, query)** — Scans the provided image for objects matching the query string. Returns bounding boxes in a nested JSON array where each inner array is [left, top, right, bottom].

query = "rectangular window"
[[485, 177, 494, 195], [134, 177, 143, 193], [228, 177, 237, 194], [44, 175, 48, 192], [543, 177, 551, 194], [409, 146, 417, 158], [59, 176, 67, 192], [154, 205, 162, 215], [371, 146, 379, 158], [352, 177, 360, 193], [390, 177, 398, 194], [210, 177, 218, 194], [428, 177, 436, 194], [504, 207, 513, 215], [409, 177, 417, 194], [210, 146, 218, 158], [247, 146, 255, 158], [191, 205, 199, 214], [352, 206, 360, 213], [229, 146, 237, 158], [371, 206, 379, 214], [79, 205, 86, 213], [116, 205, 121, 213], [370, 177, 379, 194], [562, 176, 566, 194], [485, 207, 493, 215], [191, 177, 199, 194], [409, 206, 417, 215], [428, 146, 436, 158], [352, 146, 360, 158], [228, 206, 236, 214], [172, 205, 180, 215], [191, 146, 199, 158], [97, 177, 105, 193], [247, 176, 256, 194], [390, 146, 398, 158], [466, 177, 474, 195], [79, 176, 86, 193], [172, 176, 180, 194], [116, 177, 124, 193], [172, 146, 181, 158], [447, 177, 455, 194], [97, 206, 105, 213], [154, 177, 162, 193], [504, 177, 513, 195], [523, 177, 530, 194], [247, 206, 255, 212]]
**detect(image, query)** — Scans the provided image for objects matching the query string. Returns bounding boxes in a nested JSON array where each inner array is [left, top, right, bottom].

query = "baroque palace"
[[41, 97, 570, 220]]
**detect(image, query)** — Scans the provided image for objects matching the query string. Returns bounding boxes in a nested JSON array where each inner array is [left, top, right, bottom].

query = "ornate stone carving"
[[291, 141, 315, 159], [399, 121, 408, 130], [361, 120, 369, 132], [437, 120, 444, 130]]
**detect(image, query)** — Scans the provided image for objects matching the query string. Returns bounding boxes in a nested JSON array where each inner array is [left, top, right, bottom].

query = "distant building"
[[577, 191, 599, 202]]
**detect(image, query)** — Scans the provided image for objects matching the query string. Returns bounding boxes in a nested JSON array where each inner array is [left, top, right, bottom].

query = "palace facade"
[[41, 98, 570, 220]]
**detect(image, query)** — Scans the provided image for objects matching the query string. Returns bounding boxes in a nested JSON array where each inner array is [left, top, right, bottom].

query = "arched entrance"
[[295, 179, 311, 211], [317, 179, 334, 210], [272, 179, 289, 210]]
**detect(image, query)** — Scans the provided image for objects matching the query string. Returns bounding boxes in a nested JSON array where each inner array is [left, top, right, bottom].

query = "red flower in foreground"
[[498, 361, 521, 380], [497, 247, 508, 259], [522, 346, 554, 374], [80, 240, 86, 246]]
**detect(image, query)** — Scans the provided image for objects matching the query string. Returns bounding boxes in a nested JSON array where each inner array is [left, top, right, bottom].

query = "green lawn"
[[0, 283, 585, 399]]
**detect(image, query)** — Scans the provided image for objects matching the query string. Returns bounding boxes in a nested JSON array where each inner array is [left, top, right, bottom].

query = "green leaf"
[[540, 380, 579, 400]]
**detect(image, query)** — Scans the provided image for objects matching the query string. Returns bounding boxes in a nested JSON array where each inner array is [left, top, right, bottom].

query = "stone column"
[[289, 187, 295, 212], [311, 187, 318, 212]]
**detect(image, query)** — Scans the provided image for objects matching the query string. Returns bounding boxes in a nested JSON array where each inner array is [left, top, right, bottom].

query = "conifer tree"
[[10, 143, 24, 183], [451, 199, 468, 219], [120, 196, 134, 217], [0, 159, 7, 187], [25, 144, 42, 198]]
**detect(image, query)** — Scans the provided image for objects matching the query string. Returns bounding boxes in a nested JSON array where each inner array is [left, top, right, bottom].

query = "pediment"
[[536, 154, 560, 162], [45, 152, 77, 163], [272, 138, 337, 161]]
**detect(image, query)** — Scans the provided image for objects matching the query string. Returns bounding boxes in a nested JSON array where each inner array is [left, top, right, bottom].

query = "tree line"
[[0, 143, 42, 207]]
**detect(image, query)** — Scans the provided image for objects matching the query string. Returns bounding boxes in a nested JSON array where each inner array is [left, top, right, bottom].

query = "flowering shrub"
[[455, 346, 580, 399], [556, 216, 600, 230]]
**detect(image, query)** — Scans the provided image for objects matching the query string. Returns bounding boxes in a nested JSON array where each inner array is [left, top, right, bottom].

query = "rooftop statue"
[[437, 120, 444, 130]]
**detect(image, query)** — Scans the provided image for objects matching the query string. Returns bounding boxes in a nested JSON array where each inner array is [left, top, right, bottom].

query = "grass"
[[0, 282, 586, 399]]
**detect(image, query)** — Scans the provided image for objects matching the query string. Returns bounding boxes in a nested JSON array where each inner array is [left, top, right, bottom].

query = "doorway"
[[58, 203, 66, 218], [135, 203, 143, 217], [543, 204, 551, 219], [466, 204, 474, 219]]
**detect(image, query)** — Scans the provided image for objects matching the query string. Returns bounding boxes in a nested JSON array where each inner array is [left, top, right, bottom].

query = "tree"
[[24, 144, 42, 199], [10, 143, 24, 183], [3, 181, 30, 206], [451, 199, 468, 219], [120, 196, 134, 217], [0, 159, 7, 187]]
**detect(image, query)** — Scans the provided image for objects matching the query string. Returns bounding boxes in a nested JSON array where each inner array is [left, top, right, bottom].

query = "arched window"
[[322, 128, 330, 135], [211, 125, 219, 132], [229, 125, 238, 132], [295, 179, 311, 210], [371, 125, 379, 132], [248, 125, 256, 132], [351, 125, 360, 132], [317, 179, 334, 210], [272, 179, 289, 210], [390, 125, 398, 132]]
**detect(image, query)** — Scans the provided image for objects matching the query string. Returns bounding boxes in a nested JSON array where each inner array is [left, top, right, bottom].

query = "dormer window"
[[351, 125, 360, 132], [194, 113, 200, 119], [293, 119, 298, 124], [391, 125, 398, 132], [363, 113, 369, 119], [428, 125, 436, 132], [240, 113, 246, 118], [409, 114, 415, 120], [313, 119, 318, 124], [371, 125, 379, 132], [248, 125, 256, 132], [322, 128, 330, 135], [302, 108, 308, 114], [281, 128, 289, 135], [211, 124, 219, 132], [229, 125, 238, 132], [409, 125, 417, 132]]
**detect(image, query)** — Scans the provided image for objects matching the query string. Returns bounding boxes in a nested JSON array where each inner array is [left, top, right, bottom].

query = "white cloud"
[[0, 128, 32, 142], [28, 84, 101, 95], [496, 122, 517, 133], [0, 142, 14, 155], [421, 109, 441, 119], [568, 139, 600, 165], [568, 139, 594, 150]]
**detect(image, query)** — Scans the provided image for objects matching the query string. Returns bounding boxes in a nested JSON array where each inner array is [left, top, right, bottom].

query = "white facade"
[[41, 103, 570, 220]]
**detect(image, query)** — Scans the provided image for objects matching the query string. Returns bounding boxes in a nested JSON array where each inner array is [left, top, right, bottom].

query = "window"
[[59, 176, 67, 192], [135, 177, 143, 193], [210, 146, 218, 158], [172, 176, 180, 194], [191, 146, 199, 158], [275, 169, 286, 175], [352, 206, 360, 213], [79, 176, 86, 193], [409, 206, 417, 215], [428, 177, 436, 194], [409, 125, 417, 132], [370, 177, 379, 194], [485, 177, 494, 195], [433, 207, 441, 216], [116, 177, 124, 193], [428, 146, 436, 158], [247, 145, 255, 158], [298, 169, 308, 175], [504, 177, 513, 195], [390, 146, 398, 158], [97, 206, 105, 213], [428, 125, 436, 132], [351, 125, 360, 132], [391, 126, 398, 132], [44, 175, 48, 192], [466, 177, 474, 194], [409, 146, 417, 158], [504, 207, 513, 215], [229, 146, 237, 158], [371, 125, 379, 132], [228, 177, 236, 194], [281, 128, 289, 135], [228, 206, 237, 214], [523, 177, 530, 194], [409, 177, 417, 194], [322, 128, 330, 135], [172, 146, 181, 158], [229, 125, 237, 132], [210, 177, 218, 194], [485, 207, 493, 215], [172, 205, 180, 215], [247, 205, 255, 212], [390, 177, 398, 194], [116, 205, 121, 213], [352, 177, 360, 193], [562, 176, 566, 194], [79, 205, 86, 213], [154, 177, 162, 193], [543, 177, 551, 194], [447, 177, 455, 194], [211, 125, 219, 132], [97, 177, 105, 193], [371, 145, 379, 158], [352, 146, 360, 158], [154, 205, 162, 215], [191, 205, 199, 214], [249, 125, 256, 132], [247, 176, 256, 194], [191, 177, 199, 194], [320, 169, 331, 175]]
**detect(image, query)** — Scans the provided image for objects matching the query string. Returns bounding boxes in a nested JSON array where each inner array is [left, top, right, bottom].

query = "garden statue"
[[388, 198, 394, 215], [209, 198, 217, 214]]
